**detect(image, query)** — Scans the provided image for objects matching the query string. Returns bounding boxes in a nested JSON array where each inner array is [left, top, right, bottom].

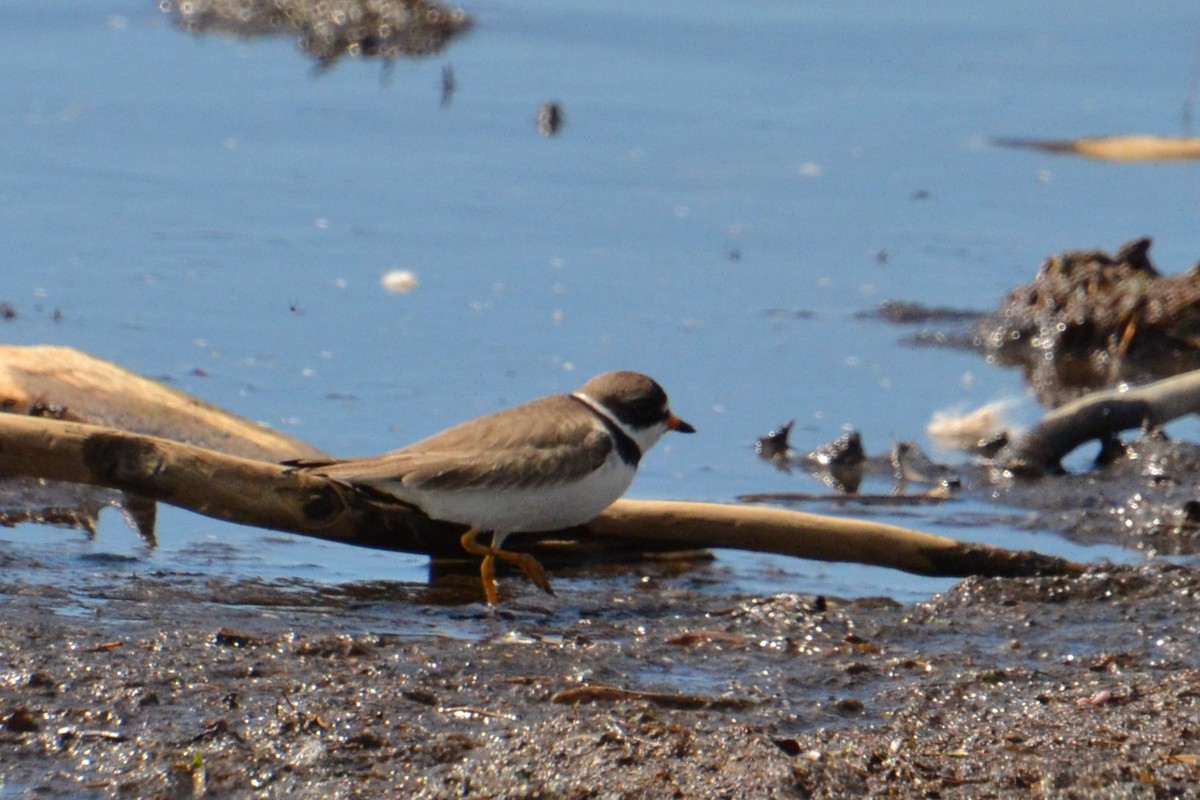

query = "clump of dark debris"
[[862, 238, 1200, 408], [978, 237, 1200, 405], [162, 0, 472, 68]]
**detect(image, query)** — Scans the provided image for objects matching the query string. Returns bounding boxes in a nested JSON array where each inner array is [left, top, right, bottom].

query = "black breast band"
[[570, 395, 642, 467]]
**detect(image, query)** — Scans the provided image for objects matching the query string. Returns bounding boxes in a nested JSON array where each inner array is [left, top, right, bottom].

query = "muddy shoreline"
[[3, 562, 1199, 798]]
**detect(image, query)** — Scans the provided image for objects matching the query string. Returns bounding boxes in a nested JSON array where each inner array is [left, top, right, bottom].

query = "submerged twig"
[[550, 684, 755, 710]]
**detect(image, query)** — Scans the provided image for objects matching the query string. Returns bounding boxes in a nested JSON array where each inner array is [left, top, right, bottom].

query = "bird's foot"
[[506, 552, 554, 597], [460, 529, 554, 605]]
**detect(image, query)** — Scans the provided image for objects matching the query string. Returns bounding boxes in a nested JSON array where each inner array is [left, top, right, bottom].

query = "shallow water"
[[2, 2, 1198, 602]]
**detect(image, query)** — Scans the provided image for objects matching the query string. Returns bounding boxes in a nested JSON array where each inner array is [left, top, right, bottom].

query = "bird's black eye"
[[619, 397, 668, 430]]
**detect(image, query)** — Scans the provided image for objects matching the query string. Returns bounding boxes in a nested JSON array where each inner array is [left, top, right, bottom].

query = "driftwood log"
[[0, 346, 1080, 580], [0, 344, 328, 462]]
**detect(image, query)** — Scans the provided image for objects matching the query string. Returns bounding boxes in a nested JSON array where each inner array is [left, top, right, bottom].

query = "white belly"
[[377, 458, 637, 533]]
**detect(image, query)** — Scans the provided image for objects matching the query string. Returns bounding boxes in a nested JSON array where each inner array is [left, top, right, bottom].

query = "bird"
[[286, 371, 694, 603]]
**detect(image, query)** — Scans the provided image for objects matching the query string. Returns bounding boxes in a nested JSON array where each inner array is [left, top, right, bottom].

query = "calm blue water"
[[1, 1, 1197, 602]]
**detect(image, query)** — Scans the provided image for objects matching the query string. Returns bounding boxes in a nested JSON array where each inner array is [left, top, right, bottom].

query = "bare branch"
[[1004, 369, 1200, 472]]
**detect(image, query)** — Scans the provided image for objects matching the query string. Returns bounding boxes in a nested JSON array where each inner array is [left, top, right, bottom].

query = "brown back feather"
[[290, 394, 614, 491]]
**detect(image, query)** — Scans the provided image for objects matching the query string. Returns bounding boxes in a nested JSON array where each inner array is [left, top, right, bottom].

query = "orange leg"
[[480, 549, 499, 606], [460, 529, 554, 604]]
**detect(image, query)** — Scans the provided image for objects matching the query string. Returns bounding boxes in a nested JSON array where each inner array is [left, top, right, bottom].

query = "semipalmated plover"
[[288, 371, 694, 603]]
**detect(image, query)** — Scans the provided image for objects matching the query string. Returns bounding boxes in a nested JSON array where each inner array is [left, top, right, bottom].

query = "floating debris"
[[440, 64, 456, 107], [380, 269, 419, 294], [926, 399, 1016, 451], [803, 431, 865, 494], [805, 430, 865, 469], [536, 101, 564, 136], [889, 440, 960, 490], [859, 299, 982, 325], [754, 419, 795, 472]]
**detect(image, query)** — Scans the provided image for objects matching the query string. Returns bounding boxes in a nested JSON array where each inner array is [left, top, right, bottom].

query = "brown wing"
[[289, 394, 613, 491]]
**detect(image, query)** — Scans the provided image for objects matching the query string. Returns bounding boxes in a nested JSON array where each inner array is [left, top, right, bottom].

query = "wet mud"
[[3, 563, 1200, 798]]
